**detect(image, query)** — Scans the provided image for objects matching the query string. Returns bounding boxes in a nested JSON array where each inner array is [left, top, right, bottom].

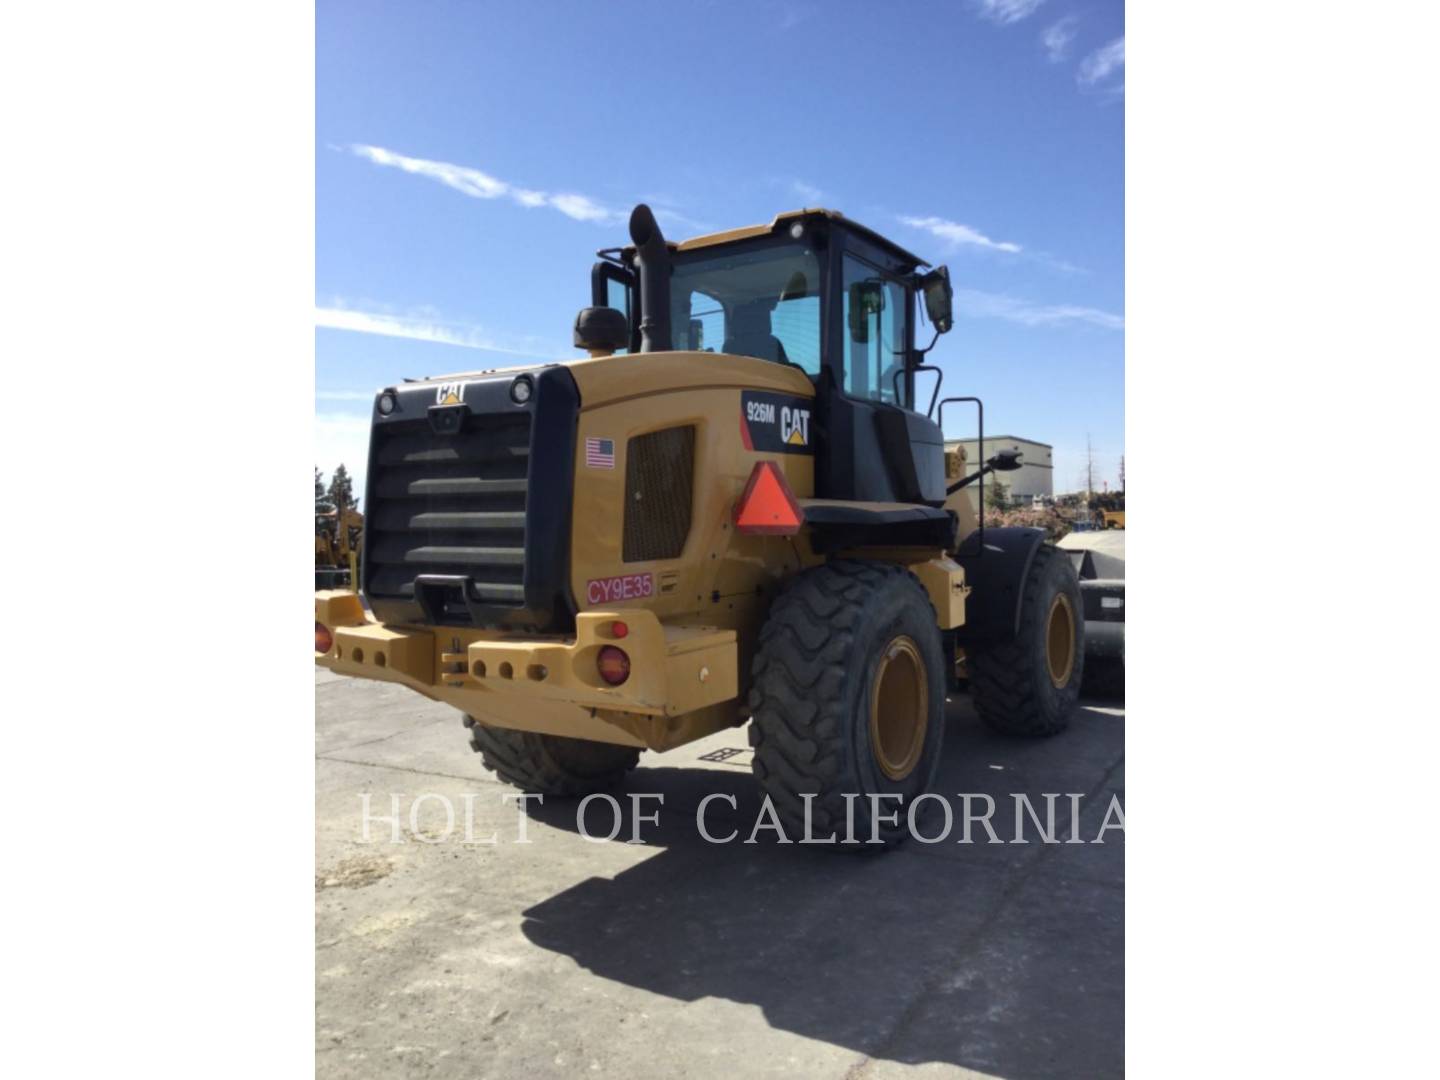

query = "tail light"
[[315, 621, 333, 653], [597, 645, 630, 686], [734, 461, 804, 535]]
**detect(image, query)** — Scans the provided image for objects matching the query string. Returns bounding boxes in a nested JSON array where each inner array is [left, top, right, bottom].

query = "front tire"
[[748, 561, 947, 849], [465, 719, 640, 796], [969, 543, 1084, 736]]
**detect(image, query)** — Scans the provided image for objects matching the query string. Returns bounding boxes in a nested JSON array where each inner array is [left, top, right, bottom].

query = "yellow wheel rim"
[[868, 635, 928, 781], [1045, 593, 1077, 689]]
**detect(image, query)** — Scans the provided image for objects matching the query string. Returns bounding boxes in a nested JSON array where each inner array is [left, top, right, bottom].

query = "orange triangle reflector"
[[735, 461, 804, 535]]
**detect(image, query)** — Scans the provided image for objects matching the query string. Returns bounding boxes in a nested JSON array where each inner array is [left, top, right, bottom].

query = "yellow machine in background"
[[1102, 510, 1125, 530], [316, 205, 1085, 847], [315, 504, 363, 589]]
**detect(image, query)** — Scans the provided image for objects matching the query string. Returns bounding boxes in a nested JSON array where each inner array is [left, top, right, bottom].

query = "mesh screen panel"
[[623, 426, 695, 562]]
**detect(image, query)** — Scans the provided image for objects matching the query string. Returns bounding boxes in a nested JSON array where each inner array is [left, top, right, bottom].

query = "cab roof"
[[641, 209, 931, 270]]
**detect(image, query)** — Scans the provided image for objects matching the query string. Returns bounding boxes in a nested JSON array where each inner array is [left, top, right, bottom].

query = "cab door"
[[814, 253, 946, 505]]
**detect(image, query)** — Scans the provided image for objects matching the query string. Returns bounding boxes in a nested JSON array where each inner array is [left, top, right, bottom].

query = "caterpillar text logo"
[[741, 391, 814, 455], [780, 406, 810, 446], [435, 381, 467, 405]]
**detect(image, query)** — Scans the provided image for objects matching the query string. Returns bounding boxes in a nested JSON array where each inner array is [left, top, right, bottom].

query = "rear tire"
[[969, 543, 1084, 736], [748, 560, 947, 849], [465, 719, 640, 796]]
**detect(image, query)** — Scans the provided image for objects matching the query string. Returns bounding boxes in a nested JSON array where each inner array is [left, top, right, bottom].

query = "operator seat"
[[723, 303, 789, 364]]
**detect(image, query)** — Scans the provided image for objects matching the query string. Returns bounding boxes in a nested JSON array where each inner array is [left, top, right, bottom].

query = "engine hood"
[[566, 350, 815, 412]]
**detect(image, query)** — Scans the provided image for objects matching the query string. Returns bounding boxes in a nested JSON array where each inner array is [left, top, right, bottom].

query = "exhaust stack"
[[629, 204, 672, 353]]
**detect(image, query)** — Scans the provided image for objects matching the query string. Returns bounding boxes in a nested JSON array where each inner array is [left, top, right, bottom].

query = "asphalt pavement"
[[316, 669, 1124, 1079]]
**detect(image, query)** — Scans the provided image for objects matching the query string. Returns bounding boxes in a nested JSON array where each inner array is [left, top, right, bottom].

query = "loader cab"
[[592, 208, 955, 507]]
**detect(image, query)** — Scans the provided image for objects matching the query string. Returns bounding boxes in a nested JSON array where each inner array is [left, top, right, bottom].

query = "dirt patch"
[[316, 853, 393, 891]]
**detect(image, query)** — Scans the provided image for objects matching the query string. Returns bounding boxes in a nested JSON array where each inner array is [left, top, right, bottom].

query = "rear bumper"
[[315, 591, 741, 749]]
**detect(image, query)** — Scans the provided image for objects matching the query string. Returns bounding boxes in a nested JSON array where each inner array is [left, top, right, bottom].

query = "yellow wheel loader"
[[315, 504, 364, 589], [314, 205, 1084, 846]]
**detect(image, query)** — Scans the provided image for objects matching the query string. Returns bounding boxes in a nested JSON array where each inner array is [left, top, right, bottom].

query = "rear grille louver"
[[623, 426, 695, 562], [366, 412, 533, 618]]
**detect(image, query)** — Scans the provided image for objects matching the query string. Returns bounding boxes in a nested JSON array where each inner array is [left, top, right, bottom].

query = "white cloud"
[[1078, 36, 1125, 88], [900, 215, 1023, 255], [315, 305, 559, 357], [548, 192, 613, 222], [350, 144, 507, 199], [348, 144, 624, 225], [952, 288, 1124, 330], [1041, 15, 1080, 62], [971, 0, 1047, 26], [651, 206, 712, 233], [790, 179, 824, 203]]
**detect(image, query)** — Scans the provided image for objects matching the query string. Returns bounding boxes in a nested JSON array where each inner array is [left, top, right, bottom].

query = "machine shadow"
[[518, 703, 1124, 1079]]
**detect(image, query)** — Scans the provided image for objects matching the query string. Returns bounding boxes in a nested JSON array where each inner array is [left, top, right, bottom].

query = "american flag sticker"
[[585, 436, 616, 469]]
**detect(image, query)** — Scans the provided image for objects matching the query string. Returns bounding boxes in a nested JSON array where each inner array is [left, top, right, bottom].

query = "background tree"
[[327, 464, 355, 513], [315, 466, 326, 504], [985, 476, 1011, 512]]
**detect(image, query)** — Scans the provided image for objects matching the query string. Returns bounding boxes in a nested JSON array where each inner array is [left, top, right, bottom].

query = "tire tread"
[[748, 560, 939, 845], [466, 721, 640, 796], [969, 543, 1081, 736]]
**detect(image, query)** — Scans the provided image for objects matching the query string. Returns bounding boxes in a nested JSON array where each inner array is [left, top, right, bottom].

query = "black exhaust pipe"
[[629, 204, 672, 353]]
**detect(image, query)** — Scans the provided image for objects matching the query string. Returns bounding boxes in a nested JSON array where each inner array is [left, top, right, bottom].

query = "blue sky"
[[316, 0, 1125, 499]]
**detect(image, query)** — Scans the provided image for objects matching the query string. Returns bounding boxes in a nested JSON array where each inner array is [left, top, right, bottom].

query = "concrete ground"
[[316, 671, 1124, 1079]]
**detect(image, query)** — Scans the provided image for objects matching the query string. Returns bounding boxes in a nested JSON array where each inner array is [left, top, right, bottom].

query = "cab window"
[[841, 255, 909, 405], [605, 276, 631, 354], [670, 243, 823, 375], [683, 290, 726, 352]]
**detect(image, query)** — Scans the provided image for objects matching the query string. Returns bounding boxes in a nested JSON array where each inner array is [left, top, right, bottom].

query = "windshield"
[[668, 241, 822, 374]]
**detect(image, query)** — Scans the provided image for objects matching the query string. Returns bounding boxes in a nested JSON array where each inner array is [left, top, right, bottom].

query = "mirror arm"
[[946, 451, 1022, 495], [947, 461, 996, 495]]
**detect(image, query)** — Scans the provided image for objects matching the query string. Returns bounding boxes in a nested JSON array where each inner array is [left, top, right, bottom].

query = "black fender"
[[801, 502, 957, 554], [952, 526, 1047, 646]]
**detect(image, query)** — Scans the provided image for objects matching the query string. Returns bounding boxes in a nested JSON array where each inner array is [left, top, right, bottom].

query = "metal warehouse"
[[945, 435, 1054, 506]]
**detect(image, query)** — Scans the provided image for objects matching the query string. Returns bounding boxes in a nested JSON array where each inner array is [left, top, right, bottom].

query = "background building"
[[946, 435, 1054, 508]]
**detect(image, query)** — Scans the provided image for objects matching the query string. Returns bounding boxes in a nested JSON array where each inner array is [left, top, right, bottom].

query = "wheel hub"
[[869, 635, 928, 781], [1045, 593, 1077, 688]]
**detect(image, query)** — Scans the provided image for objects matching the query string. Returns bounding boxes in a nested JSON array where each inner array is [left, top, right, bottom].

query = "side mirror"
[[573, 306, 629, 354], [989, 448, 1023, 471], [920, 266, 954, 335]]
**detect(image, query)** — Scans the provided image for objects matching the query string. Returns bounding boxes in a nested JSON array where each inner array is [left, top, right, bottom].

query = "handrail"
[[893, 364, 944, 418], [937, 395, 985, 557]]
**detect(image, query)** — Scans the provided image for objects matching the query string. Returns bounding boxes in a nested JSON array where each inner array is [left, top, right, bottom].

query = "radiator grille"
[[623, 426, 695, 562], [366, 412, 532, 619]]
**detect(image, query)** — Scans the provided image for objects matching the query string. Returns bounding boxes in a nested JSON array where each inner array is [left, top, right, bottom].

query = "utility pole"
[[1085, 433, 1095, 500], [1119, 454, 1125, 494]]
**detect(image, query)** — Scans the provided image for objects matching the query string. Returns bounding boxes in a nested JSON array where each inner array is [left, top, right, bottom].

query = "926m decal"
[[740, 391, 813, 454]]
